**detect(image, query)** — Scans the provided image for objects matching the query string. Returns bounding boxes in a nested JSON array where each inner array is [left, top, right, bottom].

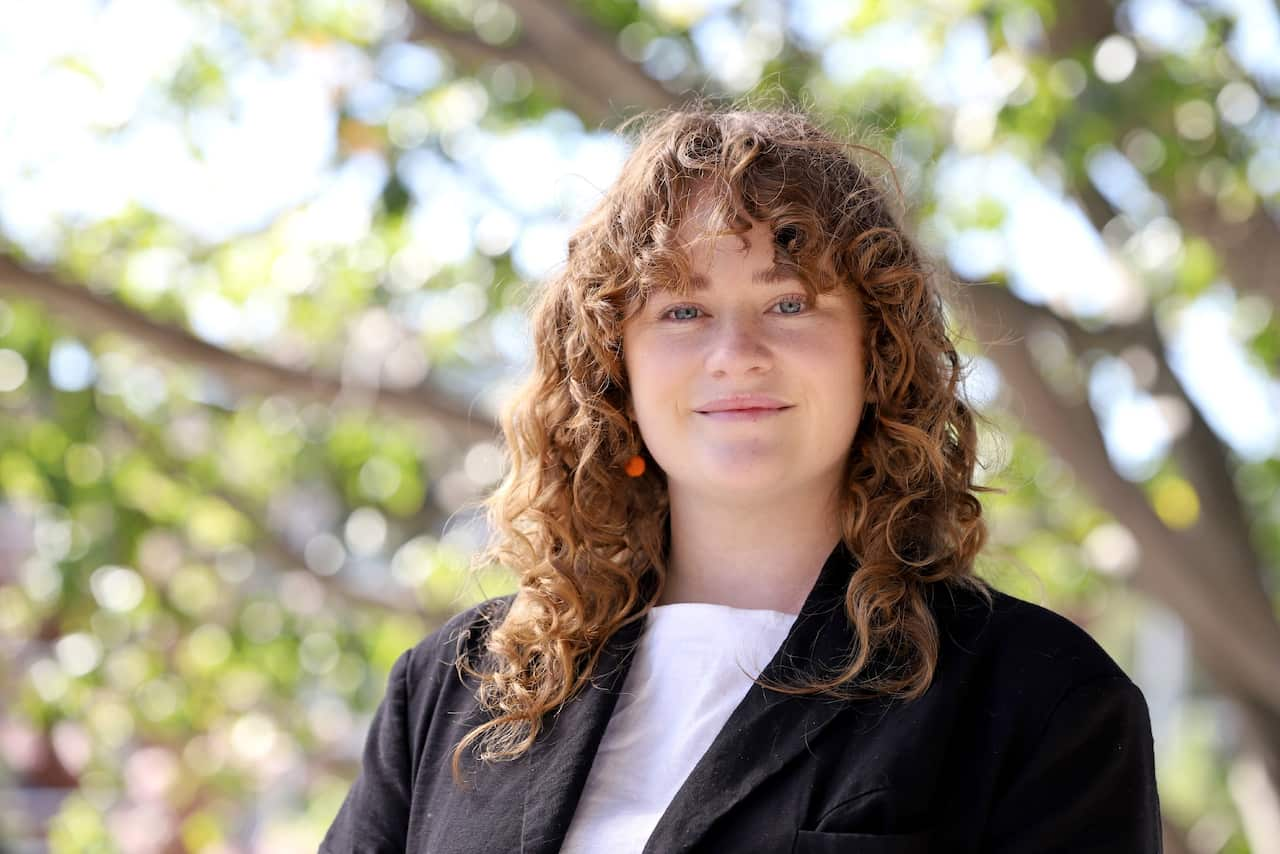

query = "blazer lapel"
[[520, 611, 645, 854], [518, 539, 865, 854], [640, 539, 866, 854]]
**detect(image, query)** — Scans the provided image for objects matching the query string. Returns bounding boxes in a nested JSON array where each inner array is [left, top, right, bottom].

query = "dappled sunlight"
[[0, 0, 1277, 849]]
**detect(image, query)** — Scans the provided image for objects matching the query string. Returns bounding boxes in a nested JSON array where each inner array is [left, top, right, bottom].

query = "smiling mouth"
[[697, 406, 792, 420]]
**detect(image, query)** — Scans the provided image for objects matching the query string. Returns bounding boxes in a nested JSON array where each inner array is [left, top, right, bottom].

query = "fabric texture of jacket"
[[320, 540, 1163, 853]]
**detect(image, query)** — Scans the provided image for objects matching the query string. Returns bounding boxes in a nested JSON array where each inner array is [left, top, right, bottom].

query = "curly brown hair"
[[450, 98, 997, 785]]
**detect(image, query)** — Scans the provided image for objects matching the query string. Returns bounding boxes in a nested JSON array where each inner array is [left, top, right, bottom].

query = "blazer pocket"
[[792, 828, 933, 854]]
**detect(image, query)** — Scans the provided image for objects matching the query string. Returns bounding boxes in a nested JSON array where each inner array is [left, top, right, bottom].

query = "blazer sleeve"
[[983, 674, 1163, 853], [319, 646, 415, 853]]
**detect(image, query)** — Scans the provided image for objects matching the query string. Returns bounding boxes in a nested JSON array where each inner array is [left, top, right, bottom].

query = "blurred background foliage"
[[1, 0, 1278, 850]]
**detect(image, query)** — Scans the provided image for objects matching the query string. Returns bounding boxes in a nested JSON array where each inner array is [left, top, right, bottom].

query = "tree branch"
[[1041, 0, 1118, 57], [406, 0, 689, 128], [1176, 195, 1280, 306], [405, 11, 621, 121], [954, 279, 1280, 714], [0, 255, 499, 445], [1043, 0, 1280, 306], [502, 0, 688, 120], [1004, 292, 1263, 594]]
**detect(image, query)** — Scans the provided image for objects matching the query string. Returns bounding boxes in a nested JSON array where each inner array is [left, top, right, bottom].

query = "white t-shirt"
[[560, 602, 800, 854]]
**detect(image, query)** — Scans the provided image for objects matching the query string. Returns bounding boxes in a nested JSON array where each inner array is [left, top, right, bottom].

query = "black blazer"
[[320, 541, 1162, 853]]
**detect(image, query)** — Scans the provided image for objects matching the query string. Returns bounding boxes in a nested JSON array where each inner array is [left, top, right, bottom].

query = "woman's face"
[[621, 191, 869, 502]]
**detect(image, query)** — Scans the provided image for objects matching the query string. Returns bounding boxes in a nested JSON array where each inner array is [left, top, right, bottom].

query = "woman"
[[321, 103, 1162, 853]]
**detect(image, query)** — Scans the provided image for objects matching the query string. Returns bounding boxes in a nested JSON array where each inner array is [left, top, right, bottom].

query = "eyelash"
[[659, 295, 811, 322]]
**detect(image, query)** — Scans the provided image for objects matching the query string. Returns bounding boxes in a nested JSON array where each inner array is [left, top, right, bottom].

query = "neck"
[[657, 481, 843, 614]]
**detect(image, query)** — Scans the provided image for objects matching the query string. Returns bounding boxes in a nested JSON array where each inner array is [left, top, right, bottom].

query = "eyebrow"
[[688, 264, 799, 290]]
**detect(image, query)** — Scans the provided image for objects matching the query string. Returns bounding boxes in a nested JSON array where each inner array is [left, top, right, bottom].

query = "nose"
[[704, 313, 774, 377]]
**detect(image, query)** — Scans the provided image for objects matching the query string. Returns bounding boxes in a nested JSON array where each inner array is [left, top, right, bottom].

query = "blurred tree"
[[0, 0, 1277, 850]]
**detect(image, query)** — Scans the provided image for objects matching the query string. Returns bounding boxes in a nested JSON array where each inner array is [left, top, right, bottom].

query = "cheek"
[[623, 336, 673, 408], [628, 335, 682, 379], [807, 333, 865, 407]]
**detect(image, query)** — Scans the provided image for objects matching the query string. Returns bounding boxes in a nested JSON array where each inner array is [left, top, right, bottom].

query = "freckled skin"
[[621, 191, 868, 506]]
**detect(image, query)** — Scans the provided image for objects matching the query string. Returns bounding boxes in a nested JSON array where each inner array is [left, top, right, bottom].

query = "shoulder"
[[924, 582, 1160, 848], [399, 593, 517, 692], [926, 578, 1134, 697], [920, 579, 1154, 786]]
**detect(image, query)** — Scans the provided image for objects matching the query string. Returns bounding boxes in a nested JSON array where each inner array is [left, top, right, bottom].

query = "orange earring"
[[624, 454, 646, 477]]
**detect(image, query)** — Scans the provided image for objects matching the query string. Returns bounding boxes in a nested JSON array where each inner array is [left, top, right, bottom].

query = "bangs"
[[625, 223, 841, 314], [602, 111, 899, 327], [625, 182, 841, 312]]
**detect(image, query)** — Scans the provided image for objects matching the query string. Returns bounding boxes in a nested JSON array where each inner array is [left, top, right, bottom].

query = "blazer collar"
[[520, 539, 866, 854]]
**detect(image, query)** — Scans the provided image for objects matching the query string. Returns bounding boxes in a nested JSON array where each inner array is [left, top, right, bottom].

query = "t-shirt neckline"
[[648, 601, 800, 620]]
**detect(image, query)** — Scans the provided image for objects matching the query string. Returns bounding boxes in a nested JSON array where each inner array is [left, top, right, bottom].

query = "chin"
[[685, 460, 794, 494]]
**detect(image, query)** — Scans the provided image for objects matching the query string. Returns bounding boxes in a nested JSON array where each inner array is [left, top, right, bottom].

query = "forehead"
[[674, 191, 788, 286], [686, 263, 797, 291], [652, 183, 850, 303], [673, 185, 742, 242]]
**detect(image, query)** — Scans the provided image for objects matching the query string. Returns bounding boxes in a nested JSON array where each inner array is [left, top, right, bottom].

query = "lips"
[[695, 395, 792, 413], [700, 407, 787, 413], [697, 407, 790, 422]]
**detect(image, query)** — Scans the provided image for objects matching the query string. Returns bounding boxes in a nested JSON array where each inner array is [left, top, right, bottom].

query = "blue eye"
[[661, 296, 810, 321]]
